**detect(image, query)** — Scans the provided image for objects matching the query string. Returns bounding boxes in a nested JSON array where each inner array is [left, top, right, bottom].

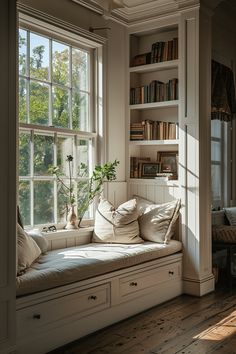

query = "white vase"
[[65, 205, 78, 229]]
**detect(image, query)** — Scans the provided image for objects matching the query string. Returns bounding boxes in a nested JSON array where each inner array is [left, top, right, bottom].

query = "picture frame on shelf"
[[141, 162, 160, 178], [157, 151, 178, 176]]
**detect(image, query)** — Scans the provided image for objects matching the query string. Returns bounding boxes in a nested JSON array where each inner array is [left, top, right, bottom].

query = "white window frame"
[[18, 10, 105, 228], [211, 120, 232, 209]]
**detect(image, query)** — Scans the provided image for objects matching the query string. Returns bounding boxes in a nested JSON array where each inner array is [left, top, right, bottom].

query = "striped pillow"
[[212, 225, 236, 243]]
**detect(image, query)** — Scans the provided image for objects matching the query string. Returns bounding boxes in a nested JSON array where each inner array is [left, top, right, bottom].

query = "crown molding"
[[72, 0, 202, 26]]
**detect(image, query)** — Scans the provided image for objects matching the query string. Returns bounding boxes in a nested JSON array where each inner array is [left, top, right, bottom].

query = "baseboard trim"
[[183, 274, 215, 296]]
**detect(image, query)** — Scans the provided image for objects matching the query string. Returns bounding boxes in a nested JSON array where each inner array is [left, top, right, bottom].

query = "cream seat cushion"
[[16, 240, 182, 296], [92, 198, 143, 244], [136, 196, 181, 243], [17, 224, 41, 275]]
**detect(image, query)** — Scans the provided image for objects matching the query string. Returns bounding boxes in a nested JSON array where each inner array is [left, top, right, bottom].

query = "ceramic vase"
[[65, 205, 78, 229]]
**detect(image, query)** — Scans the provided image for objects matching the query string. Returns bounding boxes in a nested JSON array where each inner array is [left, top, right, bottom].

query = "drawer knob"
[[130, 281, 138, 287], [169, 271, 174, 275], [33, 314, 41, 320], [88, 295, 97, 300]]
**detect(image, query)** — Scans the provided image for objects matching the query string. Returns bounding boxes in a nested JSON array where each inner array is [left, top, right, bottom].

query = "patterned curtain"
[[211, 60, 236, 121]]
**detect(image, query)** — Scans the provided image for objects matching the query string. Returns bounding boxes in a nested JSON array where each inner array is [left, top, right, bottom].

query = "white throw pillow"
[[224, 207, 236, 226], [92, 198, 143, 244], [138, 198, 181, 244], [27, 229, 48, 253], [17, 224, 41, 275]]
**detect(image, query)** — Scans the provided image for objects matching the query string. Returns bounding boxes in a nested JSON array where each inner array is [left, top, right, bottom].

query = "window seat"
[[16, 240, 182, 297], [16, 237, 182, 354]]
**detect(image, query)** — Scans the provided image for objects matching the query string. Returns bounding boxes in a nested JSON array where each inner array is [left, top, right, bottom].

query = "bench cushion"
[[16, 240, 182, 297]]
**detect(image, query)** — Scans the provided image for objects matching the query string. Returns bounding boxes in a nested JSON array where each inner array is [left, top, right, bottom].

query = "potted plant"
[[49, 156, 119, 228]]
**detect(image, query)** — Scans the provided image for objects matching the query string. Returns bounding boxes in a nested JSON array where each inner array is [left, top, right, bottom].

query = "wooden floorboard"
[[49, 288, 236, 354]]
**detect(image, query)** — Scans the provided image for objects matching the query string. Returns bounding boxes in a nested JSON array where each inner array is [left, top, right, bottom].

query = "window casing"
[[18, 16, 103, 227]]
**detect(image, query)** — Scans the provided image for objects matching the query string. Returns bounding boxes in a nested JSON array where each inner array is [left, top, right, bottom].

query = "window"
[[18, 22, 101, 227], [211, 120, 231, 209]]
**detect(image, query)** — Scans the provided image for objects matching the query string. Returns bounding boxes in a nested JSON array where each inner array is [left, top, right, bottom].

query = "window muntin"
[[18, 26, 96, 227]]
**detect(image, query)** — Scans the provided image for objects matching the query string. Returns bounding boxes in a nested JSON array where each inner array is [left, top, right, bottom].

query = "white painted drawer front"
[[120, 262, 181, 298], [17, 283, 110, 337]]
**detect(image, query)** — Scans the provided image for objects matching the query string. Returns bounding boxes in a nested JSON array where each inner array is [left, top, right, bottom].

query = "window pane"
[[19, 29, 27, 76], [77, 180, 90, 219], [211, 141, 221, 162], [30, 33, 49, 81], [77, 139, 90, 177], [211, 120, 221, 138], [19, 181, 31, 226], [57, 136, 74, 175], [53, 86, 69, 128], [19, 132, 30, 176], [52, 41, 70, 86], [34, 181, 54, 224], [57, 178, 72, 223], [72, 91, 89, 131], [29, 81, 49, 125], [211, 164, 221, 200], [72, 48, 88, 91], [34, 135, 54, 175], [19, 78, 27, 123]]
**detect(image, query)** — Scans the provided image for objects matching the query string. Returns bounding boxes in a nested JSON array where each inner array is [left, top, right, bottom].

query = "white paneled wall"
[[128, 180, 180, 204]]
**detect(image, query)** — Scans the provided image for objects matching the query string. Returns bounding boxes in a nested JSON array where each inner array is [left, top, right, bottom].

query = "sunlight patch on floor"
[[193, 313, 236, 341]]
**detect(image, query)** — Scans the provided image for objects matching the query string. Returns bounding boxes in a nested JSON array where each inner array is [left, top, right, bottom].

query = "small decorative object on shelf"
[[141, 162, 160, 178], [131, 52, 151, 67], [157, 151, 178, 179], [49, 157, 119, 228]]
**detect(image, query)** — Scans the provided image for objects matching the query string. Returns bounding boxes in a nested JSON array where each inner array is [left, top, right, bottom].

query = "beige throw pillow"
[[17, 224, 41, 275], [138, 198, 181, 244], [28, 229, 48, 253], [92, 198, 143, 244]]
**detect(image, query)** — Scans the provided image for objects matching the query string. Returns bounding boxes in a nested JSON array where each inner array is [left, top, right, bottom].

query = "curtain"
[[211, 60, 236, 121]]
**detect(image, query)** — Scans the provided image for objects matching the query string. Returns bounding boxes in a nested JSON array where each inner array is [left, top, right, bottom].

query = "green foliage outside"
[[18, 29, 93, 225]]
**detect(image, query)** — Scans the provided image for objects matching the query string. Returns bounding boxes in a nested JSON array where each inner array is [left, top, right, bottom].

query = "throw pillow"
[[17, 224, 41, 275], [224, 207, 236, 226], [92, 198, 143, 244], [134, 195, 154, 216], [27, 229, 48, 253], [212, 225, 236, 243], [138, 199, 181, 243]]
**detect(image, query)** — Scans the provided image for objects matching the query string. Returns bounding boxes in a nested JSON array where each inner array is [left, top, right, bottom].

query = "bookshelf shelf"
[[128, 23, 179, 186], [129, 60, 179, 74], [128, 178, 179, 186], [129, 139, 179, 146], [129, 100, 178, 110]]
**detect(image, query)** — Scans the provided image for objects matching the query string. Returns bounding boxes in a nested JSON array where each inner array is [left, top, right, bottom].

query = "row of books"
[[151, 38, 178, 64], [130, 78, 178, 105], [131, 37, 178, 67], [130, 120, 178, 141]]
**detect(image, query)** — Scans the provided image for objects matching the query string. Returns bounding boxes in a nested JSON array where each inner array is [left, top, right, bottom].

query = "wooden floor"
[[49, 288, 236, 354]]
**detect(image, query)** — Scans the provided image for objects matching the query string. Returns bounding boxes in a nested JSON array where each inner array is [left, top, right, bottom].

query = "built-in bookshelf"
[[128, 24, 179, 183]]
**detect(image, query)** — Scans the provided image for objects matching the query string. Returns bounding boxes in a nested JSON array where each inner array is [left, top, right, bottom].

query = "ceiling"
[[73, 0, 236, 25], [73, 0, 200, 25]]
